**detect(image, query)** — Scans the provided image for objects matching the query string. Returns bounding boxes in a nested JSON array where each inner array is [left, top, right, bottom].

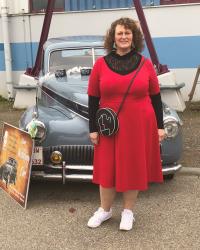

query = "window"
[[65, 0, 134, 11], [160, 0, 200, 4], [49, 48, 104, 73], [30, 0, 65, 13]]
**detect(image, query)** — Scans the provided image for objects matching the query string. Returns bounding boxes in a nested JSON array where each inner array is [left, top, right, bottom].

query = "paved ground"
[[0, 175, 200, 250], [0, 100, 200, 249]]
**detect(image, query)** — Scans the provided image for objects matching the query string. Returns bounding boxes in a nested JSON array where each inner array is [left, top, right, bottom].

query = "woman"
[[87, 17, 165, 231]]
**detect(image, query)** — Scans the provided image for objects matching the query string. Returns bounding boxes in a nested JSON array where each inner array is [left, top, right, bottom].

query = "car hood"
[[40, 74, 182, 125], [41, 74, 89, 107], [20, 105, 91, 147]]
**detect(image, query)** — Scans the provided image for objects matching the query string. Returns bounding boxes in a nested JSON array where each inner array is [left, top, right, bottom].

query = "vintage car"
[[0, 157, 18, 187], [19, 36, 182, 183]]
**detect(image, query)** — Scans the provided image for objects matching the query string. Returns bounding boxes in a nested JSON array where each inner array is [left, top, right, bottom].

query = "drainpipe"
[[1, 0, 13, 99]]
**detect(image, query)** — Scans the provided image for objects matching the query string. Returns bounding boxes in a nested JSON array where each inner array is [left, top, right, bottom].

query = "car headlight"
[[26, 119, 46, 142], [164, 117, 179, 138]]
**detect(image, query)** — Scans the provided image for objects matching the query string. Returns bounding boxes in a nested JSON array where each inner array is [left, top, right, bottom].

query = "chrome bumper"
[[31, 163, 182, 182], [162, 164, 182, 175], [32, 164, 93, 183]]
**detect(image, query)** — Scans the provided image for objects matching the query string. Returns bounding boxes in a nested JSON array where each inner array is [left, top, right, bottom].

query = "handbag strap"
[[116, 58, 146, 116]]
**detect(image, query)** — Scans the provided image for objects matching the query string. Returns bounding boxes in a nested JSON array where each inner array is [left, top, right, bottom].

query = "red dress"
[[88, 56, 163, 192]]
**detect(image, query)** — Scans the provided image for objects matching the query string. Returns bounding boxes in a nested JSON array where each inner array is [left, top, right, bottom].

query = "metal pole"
[[133, 0, 169, 75], [1, 0, 14, 98], [27, 0, 56, 77]]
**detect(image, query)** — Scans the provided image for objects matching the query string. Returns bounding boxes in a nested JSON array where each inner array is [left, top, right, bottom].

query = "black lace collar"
[[104, 50, 142, 75]]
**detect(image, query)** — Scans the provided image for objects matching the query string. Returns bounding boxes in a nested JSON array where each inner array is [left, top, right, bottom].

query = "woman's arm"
[[150, 92, 163, 129], [88, 95, 100, 132]]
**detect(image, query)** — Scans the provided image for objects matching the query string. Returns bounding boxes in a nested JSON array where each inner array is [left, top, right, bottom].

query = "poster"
[[0, 123, 34, 209]]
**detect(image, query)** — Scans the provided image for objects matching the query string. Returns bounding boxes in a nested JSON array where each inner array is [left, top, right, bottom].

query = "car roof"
[[44, 35, 104, 50]]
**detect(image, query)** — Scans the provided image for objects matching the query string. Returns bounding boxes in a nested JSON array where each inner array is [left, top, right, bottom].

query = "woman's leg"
[[87, 185, 115, 228], [120, 190, 139, 230], [100, 185, 116, 211], [122, 190, 139, 210]]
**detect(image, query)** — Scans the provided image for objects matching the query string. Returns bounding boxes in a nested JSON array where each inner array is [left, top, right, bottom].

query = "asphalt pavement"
[[0, 173, 200, 250]]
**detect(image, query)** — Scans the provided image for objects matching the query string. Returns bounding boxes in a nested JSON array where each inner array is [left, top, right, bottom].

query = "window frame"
[[29, 0, 65, 13]]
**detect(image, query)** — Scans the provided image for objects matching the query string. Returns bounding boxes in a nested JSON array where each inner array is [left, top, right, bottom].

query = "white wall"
[[0, 4, 200, 100], [172, 68, 200, 101], [40, 4, 200, 40], [0, 71, 23, 97], [0, 4, 200, 42], [0, 0, 29, 14]]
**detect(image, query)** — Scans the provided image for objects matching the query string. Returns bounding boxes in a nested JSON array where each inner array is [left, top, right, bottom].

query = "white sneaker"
[[119, 209, 135, 231], [87, 207, 112, 228]]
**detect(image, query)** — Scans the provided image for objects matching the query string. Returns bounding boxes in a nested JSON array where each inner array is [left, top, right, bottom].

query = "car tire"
[[164, 174, 174, 180]]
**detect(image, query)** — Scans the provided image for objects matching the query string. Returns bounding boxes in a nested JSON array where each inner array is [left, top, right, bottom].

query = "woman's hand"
[[158, 129, 166, 142], [89, 132, 99, 145]]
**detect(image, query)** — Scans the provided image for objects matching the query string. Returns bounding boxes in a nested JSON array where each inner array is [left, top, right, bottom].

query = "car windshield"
[[49, 47, 105, 74]]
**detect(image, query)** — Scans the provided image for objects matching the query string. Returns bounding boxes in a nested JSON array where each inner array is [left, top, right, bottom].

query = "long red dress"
[[88, 56, 163, 192]]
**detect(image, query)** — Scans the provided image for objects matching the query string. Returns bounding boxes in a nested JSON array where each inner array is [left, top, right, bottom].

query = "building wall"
[[0, 4, 200, 100], [0, 0, 29, 14], [0, 0, 160, 14]]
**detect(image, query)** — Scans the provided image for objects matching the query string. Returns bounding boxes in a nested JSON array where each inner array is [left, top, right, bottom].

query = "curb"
[[177, 167, 200, 176]]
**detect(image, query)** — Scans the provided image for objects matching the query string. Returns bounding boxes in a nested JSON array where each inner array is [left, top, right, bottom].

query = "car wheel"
[[164, 174, 174, 180]]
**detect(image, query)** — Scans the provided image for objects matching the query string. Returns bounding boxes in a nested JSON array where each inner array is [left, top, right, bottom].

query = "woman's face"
[[114, 24, 133, 53]]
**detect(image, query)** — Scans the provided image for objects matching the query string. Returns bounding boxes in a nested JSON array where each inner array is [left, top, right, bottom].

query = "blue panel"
[[65, 0, 97, 11], [128, 0, 133, 7], [65, 0, 71, 11], [86, 0, 94, 9], [95, 0, 128, 9], [141, 0, 160, 6], [102, 0, 109, 8], [70, 0, 78, 10], [119, 0, 127, 8], [79, 0, 85, 10], [0, 43, 4, 51], [110, 0, 117, 8], [153, 0, 160, 5], [0, 36, 200, 71], [0, 51, 5, 71], [141, 0, 150, 6], [125, 0, 130, 7], [116, 0, 120, 8], [152, 36, 200, 68], [64, 0, 160, 11], [11, 42, 38, 71], [95, 0, 102, 9]]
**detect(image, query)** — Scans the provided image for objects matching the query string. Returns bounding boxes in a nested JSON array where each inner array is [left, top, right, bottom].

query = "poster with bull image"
[[0, 123, 34, 209]]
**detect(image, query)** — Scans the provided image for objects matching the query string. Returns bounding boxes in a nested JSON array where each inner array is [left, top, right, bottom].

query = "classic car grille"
[[43, 145, 93, 165]]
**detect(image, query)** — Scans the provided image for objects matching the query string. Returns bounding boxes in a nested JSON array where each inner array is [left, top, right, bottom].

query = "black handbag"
[[96, 59, 145, 136]]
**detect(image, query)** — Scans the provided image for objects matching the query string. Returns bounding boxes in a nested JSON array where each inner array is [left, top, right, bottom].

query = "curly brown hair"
[[104, 17, 144, 53]]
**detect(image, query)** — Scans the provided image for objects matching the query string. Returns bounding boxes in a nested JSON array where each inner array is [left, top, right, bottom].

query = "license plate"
[[32, 147, 43, 165]]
